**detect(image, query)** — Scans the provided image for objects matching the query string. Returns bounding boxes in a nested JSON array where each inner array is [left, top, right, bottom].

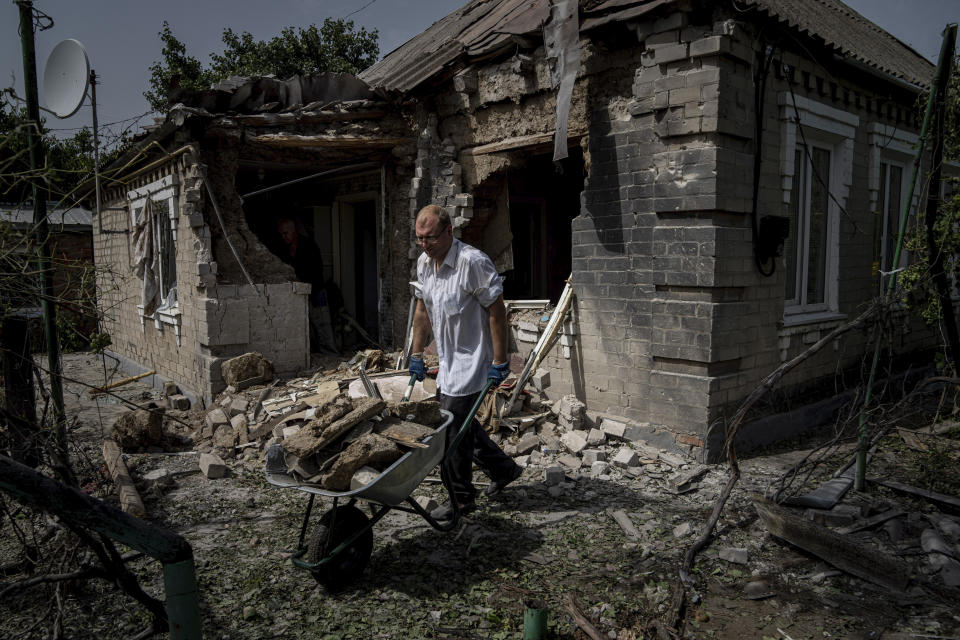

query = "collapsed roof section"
[[360, 0, 933, 93]]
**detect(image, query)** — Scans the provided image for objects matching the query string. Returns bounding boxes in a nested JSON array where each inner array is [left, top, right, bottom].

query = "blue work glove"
[[488, 361, 510, 384], [409, 354, 426, 382]]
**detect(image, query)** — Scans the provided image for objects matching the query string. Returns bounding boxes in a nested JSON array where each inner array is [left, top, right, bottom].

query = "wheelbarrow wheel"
[[306, 505, 373, 590]]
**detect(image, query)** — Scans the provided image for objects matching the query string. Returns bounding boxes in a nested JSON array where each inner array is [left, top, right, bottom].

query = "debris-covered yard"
[[1, 352, 959, 640]]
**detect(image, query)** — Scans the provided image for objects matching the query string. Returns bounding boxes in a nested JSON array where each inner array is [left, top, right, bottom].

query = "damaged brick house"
[[93, 0, 945, 456]]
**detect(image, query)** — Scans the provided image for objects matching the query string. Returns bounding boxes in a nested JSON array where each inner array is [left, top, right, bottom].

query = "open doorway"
[[314, 194, 380, 345], [503, 149, 583, 303]]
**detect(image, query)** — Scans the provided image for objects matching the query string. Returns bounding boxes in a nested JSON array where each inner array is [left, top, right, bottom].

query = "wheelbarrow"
[[265, 377, 494, 590]]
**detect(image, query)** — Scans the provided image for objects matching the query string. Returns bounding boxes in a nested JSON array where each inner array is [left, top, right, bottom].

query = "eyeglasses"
[[416, 227, 449, 244]]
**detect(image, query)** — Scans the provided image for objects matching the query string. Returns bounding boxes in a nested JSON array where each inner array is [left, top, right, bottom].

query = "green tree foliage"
[[144, 19, 379, 112], [0, 99, 103, 204], [899, 54, 960, 345]]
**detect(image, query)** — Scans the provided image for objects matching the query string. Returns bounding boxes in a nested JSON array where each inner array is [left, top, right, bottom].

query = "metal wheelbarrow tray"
[[264, 380, 489, 591]]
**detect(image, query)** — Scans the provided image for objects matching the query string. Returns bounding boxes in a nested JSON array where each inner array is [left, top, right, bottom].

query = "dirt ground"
[[1, 351, 959, 640]]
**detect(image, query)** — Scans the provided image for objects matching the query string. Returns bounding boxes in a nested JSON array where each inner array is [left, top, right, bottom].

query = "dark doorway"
[[503, 149, 583, 303]]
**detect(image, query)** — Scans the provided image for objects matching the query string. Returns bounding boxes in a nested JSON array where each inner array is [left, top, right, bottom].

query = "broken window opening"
[[128, 175, 180, 338], [502, 149, 583, 303]]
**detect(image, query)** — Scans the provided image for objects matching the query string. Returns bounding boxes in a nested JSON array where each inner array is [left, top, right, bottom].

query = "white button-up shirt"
[[416, 238, 503, 397]]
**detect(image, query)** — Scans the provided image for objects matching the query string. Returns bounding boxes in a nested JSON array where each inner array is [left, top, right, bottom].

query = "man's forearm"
[[488, 295, 507, 364], [411, 299, 431, 354]]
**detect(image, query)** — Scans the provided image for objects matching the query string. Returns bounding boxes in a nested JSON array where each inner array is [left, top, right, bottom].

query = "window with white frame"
[[779, 93, 858, 321], [785, 144, 832, 310], [128, 175, 181, 342], [867, 123, 920, 293], [877, 160, 908, 279]]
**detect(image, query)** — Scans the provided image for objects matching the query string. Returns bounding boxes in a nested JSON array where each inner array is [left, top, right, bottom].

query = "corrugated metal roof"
[[360, 0, 934, 93], [745, 0, 933, 88], [0, 204, 93, 228]]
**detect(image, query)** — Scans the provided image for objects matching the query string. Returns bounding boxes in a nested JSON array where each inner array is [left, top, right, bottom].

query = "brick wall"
[[489, 7, 935, 451], [94, 152, 310, 405]]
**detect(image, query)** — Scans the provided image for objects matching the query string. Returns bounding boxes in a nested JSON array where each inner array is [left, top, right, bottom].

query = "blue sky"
[[1, 0, 956, 144]]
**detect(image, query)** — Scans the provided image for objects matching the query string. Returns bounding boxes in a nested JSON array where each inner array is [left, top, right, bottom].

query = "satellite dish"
[[43, 39, 90, 118]]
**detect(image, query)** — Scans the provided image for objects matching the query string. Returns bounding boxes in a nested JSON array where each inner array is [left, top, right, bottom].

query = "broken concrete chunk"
[[612, 447, 640, 468], [384, 399, 442, 425], [111, 406, 165, 451], [163, 381, 178, 396], [350, 465, 381, 490], [220, 352, 274, 389], [718, 547, 749, 564], [320, 433, 402, 491], [142, 468, 174, 488], [531, 368, 551, 391], [228, 397, 250, 417], [557, 454, 582, 470], [282, 396, 372, 458], [168, 394, 190, 410], [586, 428, 606, 446], [600, 417, 628, 440], [199, 453, 228, 479], [560, 430, 588, 454], [206, 408, 229, 430], [230, 413, 248, 431], [213, 424, 237, 452], [582, 449, 606, 465], [591, 461, 610, 476], [516, 432, 540, 455], [281, 425, 301, 439], [544, 466, 566, 486]]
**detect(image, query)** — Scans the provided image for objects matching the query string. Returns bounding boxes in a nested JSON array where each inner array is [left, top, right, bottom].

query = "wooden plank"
[[89, 370, 155, 395], [249, 134, 411, 148], [753, 497, 910, 592], [869, 478, 960, 509], [102, 439, 146, 518], [835, 509, 905, 535], [464, 128, 587, 156]]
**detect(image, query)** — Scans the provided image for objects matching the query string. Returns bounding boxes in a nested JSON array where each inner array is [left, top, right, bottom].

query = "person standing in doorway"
[[409, 204, 523, 522], [276, 216, 338, 353]]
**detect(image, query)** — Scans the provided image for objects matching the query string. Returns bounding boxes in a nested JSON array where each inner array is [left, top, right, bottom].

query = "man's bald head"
[[416, 204, 450, 228]]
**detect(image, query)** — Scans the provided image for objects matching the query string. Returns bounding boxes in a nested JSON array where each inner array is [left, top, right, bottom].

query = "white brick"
[[199, 453, 228, 479], [612, 447, 639, 468]]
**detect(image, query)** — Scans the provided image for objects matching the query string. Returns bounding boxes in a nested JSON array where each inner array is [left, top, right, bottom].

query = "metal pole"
[[90, 69, 103, 234], [855, 24, 957, 491], [17, 0, 68, 468]]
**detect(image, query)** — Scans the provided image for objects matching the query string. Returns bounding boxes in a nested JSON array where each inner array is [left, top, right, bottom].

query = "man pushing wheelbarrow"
[[408, 204, 524, 523]]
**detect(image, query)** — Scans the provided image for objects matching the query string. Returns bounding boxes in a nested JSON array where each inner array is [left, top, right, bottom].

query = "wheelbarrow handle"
[[401, 373, 417, 402]]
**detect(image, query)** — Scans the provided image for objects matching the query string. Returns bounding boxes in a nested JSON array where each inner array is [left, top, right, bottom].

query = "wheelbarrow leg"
[[296, 493, 316, 550]]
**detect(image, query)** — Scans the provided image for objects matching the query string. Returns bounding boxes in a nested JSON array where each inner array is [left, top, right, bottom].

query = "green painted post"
[[164, 559, 203, 640], [523, 599, 548, 640]]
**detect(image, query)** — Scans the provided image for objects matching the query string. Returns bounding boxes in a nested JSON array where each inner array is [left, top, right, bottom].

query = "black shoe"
[[430, 500, 477, 522], [483, 464, 523, 498]]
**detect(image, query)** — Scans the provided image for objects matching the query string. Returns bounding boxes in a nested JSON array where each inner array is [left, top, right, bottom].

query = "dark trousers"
[[439, 390, 517, 504]]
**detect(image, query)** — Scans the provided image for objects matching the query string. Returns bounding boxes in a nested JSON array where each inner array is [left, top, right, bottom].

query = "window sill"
[[780, 310, 847, 331], [137, 304, 182, 347]]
